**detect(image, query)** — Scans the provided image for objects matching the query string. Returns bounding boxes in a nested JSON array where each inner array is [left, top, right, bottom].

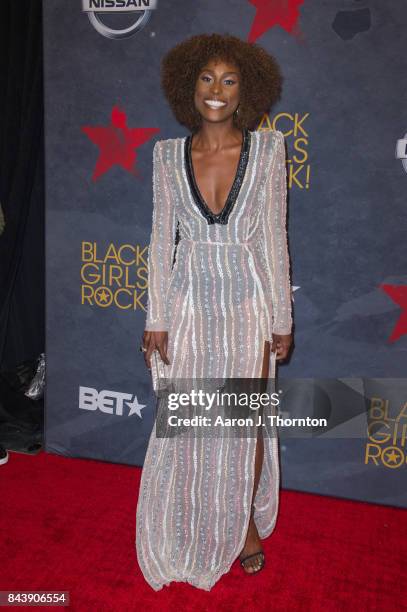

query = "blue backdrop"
[[43, 0, 407, 507]]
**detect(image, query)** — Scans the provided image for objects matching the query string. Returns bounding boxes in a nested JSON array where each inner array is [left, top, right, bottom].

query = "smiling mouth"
[[204, 99, 227, 109]]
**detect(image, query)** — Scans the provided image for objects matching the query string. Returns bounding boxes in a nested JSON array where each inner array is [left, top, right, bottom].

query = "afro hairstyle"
[[160, 32, 283, 133]]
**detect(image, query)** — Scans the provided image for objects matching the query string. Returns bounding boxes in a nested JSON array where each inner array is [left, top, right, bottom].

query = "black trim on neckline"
[[184, 128, 251, 225]]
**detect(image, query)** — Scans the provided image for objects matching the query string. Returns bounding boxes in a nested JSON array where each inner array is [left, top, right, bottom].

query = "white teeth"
[[204, 100, 226, 108]]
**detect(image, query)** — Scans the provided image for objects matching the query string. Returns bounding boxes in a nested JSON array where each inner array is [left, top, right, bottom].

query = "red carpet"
[[1, 451, 405, 611]]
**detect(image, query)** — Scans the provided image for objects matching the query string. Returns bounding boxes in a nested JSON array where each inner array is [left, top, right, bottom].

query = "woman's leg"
[[239, 341, 270, 572]]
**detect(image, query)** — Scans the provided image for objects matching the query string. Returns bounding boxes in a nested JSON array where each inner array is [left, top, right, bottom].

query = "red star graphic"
[[82, 106, 160, 181], [247, 0, 305, 43], [380, 284, 407, 342]]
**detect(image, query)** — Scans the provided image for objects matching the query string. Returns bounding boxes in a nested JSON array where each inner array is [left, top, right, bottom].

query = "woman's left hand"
[[271, 333, 292, 361]]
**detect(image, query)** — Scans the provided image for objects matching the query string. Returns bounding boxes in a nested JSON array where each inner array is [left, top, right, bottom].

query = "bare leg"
[[239, 340, 270, 573]]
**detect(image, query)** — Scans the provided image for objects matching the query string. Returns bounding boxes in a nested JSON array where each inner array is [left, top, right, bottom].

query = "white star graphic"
[[126, 396, 146, 418]]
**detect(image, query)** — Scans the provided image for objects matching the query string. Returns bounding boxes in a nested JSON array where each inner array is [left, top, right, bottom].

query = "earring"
[[234, 106, 240, 116]]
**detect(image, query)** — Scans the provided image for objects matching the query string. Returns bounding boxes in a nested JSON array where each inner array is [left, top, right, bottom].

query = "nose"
[[211, 80, 221, 95]]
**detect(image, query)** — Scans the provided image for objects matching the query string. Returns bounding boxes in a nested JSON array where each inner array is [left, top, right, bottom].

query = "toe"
[[241, 553, 264, 574]]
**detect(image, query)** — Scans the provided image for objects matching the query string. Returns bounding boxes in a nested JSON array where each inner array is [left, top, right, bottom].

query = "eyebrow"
[[200, 69, 239, 76]]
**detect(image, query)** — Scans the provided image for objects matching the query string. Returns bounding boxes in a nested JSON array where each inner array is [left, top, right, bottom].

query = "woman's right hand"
[[142, 330, 170, 370]]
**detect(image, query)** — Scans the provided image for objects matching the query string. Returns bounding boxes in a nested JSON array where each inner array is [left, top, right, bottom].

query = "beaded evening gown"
[[136, 128, 293, 591]]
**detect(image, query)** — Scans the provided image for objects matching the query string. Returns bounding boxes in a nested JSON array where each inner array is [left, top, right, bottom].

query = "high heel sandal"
[[239, 505, 265, 575]]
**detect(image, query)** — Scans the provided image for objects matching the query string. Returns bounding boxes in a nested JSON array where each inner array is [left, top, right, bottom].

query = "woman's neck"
[[192, 121, 243, 152]]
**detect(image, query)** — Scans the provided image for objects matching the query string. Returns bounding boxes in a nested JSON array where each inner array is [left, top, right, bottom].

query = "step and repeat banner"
[[43, 1, 407, 507]]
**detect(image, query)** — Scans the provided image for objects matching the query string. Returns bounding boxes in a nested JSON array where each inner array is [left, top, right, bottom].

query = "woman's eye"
[[200, 76, 236, 85]]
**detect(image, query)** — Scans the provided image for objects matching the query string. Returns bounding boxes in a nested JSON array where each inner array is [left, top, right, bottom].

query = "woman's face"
[[194, 57, 241, 126]]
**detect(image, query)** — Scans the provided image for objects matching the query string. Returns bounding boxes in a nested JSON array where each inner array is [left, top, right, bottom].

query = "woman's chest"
[[189, 147, 243, 216], [163, 132, 274, 227]]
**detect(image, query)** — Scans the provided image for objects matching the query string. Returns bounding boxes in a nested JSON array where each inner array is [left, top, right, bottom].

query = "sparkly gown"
[[136, 128, 293, 591]]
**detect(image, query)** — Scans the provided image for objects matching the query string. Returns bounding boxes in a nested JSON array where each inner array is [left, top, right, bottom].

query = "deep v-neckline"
[[184, 128, 251, 225]]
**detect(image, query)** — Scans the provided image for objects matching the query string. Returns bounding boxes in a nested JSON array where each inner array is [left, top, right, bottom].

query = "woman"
[[137, 33, 293, 591]]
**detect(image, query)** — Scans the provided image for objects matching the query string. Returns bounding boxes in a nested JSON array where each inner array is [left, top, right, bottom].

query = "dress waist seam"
[[179, 238, 256, 247]]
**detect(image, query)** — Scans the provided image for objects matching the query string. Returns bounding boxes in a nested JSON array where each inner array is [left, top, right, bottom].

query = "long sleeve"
[[264, 130, 293, 336], [145, 140, 177, 332]]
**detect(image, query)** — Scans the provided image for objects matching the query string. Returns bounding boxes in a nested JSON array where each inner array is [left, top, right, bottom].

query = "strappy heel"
[[239, 505, 265, 575], [239, 551, 265, 573]]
